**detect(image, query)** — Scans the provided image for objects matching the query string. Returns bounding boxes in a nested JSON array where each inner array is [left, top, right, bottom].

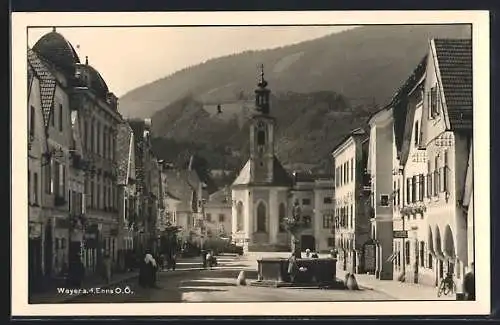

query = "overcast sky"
[[28, 26, 355, 97]]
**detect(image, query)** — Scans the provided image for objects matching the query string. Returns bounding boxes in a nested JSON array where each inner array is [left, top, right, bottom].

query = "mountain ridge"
[[118, 24, 470, 119]]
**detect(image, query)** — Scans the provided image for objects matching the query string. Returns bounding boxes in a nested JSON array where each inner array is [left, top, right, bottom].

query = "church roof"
[[232, 156, 293, 187]]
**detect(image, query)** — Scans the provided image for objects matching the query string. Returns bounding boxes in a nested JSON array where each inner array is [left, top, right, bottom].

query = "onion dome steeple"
[[254, 64, 271, 115]]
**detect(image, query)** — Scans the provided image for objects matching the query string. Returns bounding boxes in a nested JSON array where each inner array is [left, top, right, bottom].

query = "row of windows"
[[393, 154, 450, 207], [295, 197, 333, 206], [43, 160, 67, 199], [82, 119, 116, 161], [85, 178, 118, 211], [335, 205, 354, 229], [49, 102, 65, 133], [335, 158, 355, 188], [205, 213, 226, 223]]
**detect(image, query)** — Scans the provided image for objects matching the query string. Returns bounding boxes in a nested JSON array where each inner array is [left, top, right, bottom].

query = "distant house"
[[204, 187, 232, 240], [332, 128, 370, 274], [163, 168, 204, 243], [290, 172, 335, 253]]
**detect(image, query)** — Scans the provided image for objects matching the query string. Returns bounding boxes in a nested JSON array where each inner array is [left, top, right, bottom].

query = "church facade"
[[231, 67, 335, 253]]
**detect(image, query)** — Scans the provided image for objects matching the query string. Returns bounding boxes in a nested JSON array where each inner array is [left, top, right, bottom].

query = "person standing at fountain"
[[288, 252, 299, 283]]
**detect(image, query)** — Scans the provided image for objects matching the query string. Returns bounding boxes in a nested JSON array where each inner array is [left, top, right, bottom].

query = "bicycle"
[[437, 273, 456, 297]]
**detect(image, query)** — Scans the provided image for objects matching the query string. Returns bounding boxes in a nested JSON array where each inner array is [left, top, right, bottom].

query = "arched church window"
[[278, 203, 286, 232], [236, 201, 244, 231], [257, 202, 266, 232], [257, 130, 265, 146]]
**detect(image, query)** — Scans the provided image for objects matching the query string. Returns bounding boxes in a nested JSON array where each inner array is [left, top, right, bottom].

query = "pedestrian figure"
[[463, 262, 475, 300], [201, 250, 208, 269], [206, 250, 213, 269], [287, 252, 299, 283], [102, 254, 112, 284], [158, 254, 165, 271], [170, 252, 177, 271], [139, 252, 158, 288]]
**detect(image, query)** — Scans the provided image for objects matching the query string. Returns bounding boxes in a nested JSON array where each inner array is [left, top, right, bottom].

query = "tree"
[[283, 200, 304, 258]]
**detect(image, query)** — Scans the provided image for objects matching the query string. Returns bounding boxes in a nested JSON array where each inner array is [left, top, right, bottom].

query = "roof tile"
[[434, 39, 473, 130], [27, 48, 56, 128]]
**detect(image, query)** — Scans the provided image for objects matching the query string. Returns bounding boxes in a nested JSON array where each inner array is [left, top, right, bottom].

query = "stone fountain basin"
[[253, 257, 340, 288]]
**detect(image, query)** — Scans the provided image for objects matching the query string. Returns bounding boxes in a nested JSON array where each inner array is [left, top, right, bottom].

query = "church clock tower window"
[[257, 130, 265, 146]]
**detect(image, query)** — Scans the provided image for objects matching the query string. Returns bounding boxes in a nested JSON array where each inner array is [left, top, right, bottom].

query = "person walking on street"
[[202, 250, 208, 269], [139, 252, 158, 288], [463, 262, 475, 300], [206, 250, 213, 270]]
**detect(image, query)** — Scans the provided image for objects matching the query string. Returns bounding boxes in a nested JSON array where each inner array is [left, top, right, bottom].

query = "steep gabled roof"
[[163, 169, 197, 211], [27, 48, 57, 128], [232, 156, 293, 187], [433, 38, 472, 130], [116, 122, 134, 185]]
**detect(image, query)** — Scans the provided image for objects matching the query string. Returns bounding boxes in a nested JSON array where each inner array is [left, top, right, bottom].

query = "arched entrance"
[[256, 202, 267, 232], [435, 226, 444, 284], [301, 235, 315, 251], [444, 225, 456, 276]]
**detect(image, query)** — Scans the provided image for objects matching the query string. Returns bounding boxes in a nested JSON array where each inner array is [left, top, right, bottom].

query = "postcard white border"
[[11, 10, 490, 317]]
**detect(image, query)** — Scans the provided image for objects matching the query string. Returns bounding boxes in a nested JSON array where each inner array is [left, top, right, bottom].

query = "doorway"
[[29, 238, 42, 292], [301, 235, 315, 251]]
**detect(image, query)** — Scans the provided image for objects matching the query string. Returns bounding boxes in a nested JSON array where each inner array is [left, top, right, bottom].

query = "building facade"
[[387, 38, 473, 292], [367, 106, 395, 280], [116, 121, 137, 270], [290, 173, 335, 253], [333, 128, 370, 274], [30, 34, 77, 278], [27, 48, 49, 287], [204, 187, 232, 240], [419, 39, 473, 290], [29, 29, 123, 280]]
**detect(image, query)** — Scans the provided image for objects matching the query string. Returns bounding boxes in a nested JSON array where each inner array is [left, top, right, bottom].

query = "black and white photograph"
[[12, 11, 490, 317]]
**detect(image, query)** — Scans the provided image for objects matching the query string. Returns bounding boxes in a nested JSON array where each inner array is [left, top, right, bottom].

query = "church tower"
[[249, 64, 275, 183]]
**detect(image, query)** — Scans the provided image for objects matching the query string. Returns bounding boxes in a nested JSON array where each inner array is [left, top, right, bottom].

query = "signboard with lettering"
[[393, 230, 408, 238]]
